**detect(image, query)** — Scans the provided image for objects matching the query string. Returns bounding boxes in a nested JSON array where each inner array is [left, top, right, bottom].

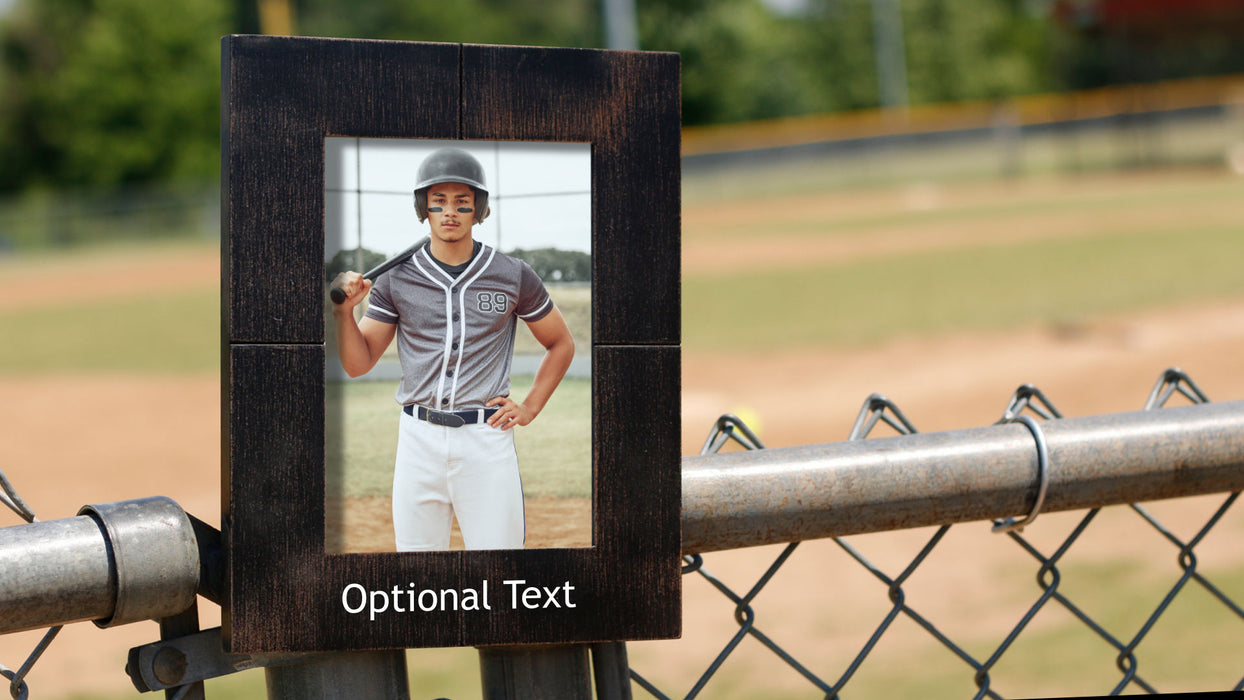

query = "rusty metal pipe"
[[682, 400, 1244, 554]]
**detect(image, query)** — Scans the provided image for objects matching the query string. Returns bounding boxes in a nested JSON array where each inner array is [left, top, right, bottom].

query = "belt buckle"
[[427, 409, 465, 428]]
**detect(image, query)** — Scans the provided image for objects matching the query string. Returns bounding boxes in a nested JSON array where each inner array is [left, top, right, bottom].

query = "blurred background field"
[[2, 0, 1244, 697]]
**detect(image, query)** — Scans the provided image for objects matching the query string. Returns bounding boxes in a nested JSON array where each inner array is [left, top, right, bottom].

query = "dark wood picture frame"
[[221, 35, 681, 652]]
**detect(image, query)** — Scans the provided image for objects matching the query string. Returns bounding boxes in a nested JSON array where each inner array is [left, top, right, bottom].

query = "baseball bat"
[[329, 237, 427, 305]]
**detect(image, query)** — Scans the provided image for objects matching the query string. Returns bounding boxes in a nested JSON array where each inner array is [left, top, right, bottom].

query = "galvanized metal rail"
[[682, 399, 1244, 554]]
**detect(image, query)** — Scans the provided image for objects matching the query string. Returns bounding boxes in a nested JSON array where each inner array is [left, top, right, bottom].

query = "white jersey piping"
[[410, 249, 454, 409]]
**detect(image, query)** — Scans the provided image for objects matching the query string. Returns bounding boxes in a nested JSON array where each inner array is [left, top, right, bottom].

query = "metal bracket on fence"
[[148, 514, 221, 699], [127, 627, 329, 692], [129, 627, 413, 698]]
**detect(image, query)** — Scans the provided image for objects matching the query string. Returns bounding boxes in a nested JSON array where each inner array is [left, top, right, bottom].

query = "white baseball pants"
[[391, 410, 525, 551]]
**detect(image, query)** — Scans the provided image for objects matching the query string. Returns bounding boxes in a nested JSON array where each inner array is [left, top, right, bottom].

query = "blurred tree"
[[297, 0, 601, 48], [325, 246, 389, 282], [900, 0, 1052, 103], [5, 0, 1243, 197], [642, 0, 1055, 124], [789, 0, 886, 113], [639, 0, 828, 124], [0, 0, 228, 191], [1050, 0, 1244, 89], [507, 247, 591, 283]]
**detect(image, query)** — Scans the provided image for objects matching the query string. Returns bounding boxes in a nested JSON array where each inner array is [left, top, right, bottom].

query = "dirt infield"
[[328, 495, 591, 552], [2, 297, 1242, 698], [681, 298, 1244, 451], [0, 244, 219, 309]]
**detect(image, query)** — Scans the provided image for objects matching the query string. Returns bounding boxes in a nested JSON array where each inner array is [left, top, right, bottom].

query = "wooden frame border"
[[221, 35, 680, 652]]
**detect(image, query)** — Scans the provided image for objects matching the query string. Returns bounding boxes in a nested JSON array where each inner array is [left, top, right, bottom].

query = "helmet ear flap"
[[474, 190, 490, 224], [414, 188, 428, 222]]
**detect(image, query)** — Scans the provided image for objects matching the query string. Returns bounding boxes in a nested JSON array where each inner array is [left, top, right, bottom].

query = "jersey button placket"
[[446, 293, 462, 407]]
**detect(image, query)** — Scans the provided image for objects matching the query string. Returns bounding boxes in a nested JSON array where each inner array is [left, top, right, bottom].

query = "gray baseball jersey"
[[364, 242, 553, 410]]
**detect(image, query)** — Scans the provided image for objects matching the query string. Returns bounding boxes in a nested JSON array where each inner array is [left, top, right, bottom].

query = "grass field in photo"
[[326, 374, 592, 503]]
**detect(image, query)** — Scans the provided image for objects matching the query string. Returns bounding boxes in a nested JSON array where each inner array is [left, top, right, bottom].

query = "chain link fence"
[[633, 368, 1243, 699], [0, 469, 61, 700], [2, 369, 1241, 698]]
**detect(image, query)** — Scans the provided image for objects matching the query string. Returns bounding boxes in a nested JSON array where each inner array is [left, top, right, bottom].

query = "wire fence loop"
[[0, 469, 37, 525]]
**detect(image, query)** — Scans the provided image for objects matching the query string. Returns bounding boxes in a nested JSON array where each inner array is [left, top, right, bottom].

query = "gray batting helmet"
[[413, 148, 490, 224]]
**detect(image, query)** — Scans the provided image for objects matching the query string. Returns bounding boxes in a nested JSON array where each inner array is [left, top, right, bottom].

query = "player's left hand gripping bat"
[[329, 237, 427, 305]]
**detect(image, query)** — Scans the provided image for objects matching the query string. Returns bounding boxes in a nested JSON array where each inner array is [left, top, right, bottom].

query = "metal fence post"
[[477, 645, 593, 699], [264, 650, 410, 700], [590, 642, 632, 700]]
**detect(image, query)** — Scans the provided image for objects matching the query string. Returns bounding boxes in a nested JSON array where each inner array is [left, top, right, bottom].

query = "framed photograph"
[[221, 35, 681, 651], [323, 138, 593, 554]]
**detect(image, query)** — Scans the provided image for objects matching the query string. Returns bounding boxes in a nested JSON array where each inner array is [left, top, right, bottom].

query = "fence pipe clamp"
[[0, 496, 200, 634], [77, 497, 200, 628]]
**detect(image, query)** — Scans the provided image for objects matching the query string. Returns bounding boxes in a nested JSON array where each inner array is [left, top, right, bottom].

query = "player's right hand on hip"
[[329, 271, 371, 308]]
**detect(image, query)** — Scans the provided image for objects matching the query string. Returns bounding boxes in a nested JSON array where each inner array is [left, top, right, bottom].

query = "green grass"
[[684, 226, 1244, 352], [326, 375, 591, 502], [689, 173, 1244, 244], [195, 647, 484, 700], [0, 288, 218, 374]]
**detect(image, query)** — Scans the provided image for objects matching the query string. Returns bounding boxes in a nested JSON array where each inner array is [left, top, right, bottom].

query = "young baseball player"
[[330, 148, 575, 552]]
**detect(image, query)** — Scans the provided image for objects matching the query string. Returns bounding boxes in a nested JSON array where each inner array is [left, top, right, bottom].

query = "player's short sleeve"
[[515, 261, 553, 323], [363, 271, 399, 324]]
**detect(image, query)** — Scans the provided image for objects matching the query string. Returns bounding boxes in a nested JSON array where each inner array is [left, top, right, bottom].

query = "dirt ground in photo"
[[327, 495, 592, 553]]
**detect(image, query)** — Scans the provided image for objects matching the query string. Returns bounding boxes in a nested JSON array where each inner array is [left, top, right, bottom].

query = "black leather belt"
[[404, 404, 500, 428]]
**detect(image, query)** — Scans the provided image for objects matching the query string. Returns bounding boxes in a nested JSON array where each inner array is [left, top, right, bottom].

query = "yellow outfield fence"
[[682, 73, 1244, 157]]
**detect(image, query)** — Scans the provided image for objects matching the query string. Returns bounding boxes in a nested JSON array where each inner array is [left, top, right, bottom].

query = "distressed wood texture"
[[463, 45, 681, 346], [224, 344, 325, 650], [222, 35, 459, 344], [226, 347, 680, 652], [223, 35, 681, 652]]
